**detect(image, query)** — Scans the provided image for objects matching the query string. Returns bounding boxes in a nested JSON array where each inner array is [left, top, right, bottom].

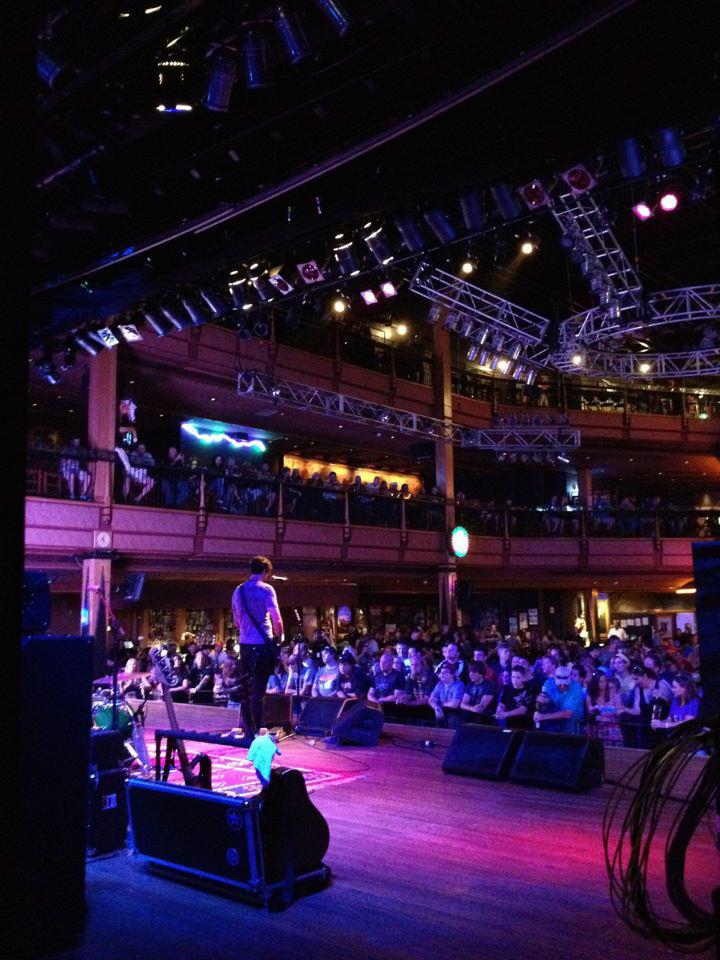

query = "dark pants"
[[239, 643, 277, 736]]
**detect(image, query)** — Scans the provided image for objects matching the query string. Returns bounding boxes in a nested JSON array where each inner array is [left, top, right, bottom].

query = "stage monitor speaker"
[[442, 724, 522, 780], [119, 572, 146, 603], [18, 634, 93, 956], [22, 571, 52, 634], [296, 696, 342, 736], [90, 729, 125, 772], [330, 700, 383, 746], [262, 693, 294, 731], [509, 730, 604, 791], [692, 541, 720, 720], [88, 768, 128, 856], [127, 770, 330, 907]]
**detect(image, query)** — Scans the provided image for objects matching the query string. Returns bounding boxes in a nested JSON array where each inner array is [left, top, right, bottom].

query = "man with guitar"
[[231, 556, 284, 740]]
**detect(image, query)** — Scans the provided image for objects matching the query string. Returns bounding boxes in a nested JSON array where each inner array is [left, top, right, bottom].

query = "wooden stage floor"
[[58, 726, 717, 960]]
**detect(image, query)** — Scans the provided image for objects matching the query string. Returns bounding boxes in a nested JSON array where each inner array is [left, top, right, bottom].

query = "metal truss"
[[554, 347, 720, 380], [237, 370, 580, 450], [559, 284, 720, 346], [551, 191, 643, 311], [460, 426, 580, 452], [410, 263, 549, 347]]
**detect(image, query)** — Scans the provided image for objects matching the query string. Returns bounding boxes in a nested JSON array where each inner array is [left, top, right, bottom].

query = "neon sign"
[[450, 525, 470, 558], [181, 422, 266, 452]]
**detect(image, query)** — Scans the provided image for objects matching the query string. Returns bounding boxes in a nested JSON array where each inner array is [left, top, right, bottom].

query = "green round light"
[[450, 525, 470, 558]]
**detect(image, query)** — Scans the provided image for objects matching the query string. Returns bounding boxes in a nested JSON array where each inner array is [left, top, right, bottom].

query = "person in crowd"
[[428, 662, 465, 725], [367, 650, 405, 703], [119, 657, 151, 699], [336, 654, 365, 699], [286, 642, 317, 696], [608, 620, 628, 643], [311, 646, 340, 698], [437, 641, 466, 682], [124, 443, 156, 503], [266, 649, 290, 694], [610, 650, 636, 698], [60, 436, 92, 500], [188, 650, 215, 702], [460, 662, 496, 722], [208, 639, 230, 670], [392, 654, 408, 678], [642, 652, 673, 700], [399, 648, 438, 706], [651, 672, 700, 733], [586, 673, 624, 744], [181, 638, 199, 667], [495, 664, 536, 729], [218, 657, 244, 710], [161, 446, 190, 509], [628, 666, 670, 748], [533, 663, 586, 734], [207, 455, 227, 511]]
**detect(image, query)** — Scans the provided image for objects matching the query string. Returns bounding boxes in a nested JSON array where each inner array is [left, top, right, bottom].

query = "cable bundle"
[[603, 718, 718, 953]]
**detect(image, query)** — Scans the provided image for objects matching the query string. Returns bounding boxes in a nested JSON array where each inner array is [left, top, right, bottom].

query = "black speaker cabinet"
[[442, 724, 522, 780], [509, 730, 604, 791], [127, 773, 330, 907], [88, 768, 128, 856], [90, 729, 126, 772], [692, 541, 720, 720], [330, 700, 383, 746], [262, 693, 294, 730], [296, 696, 343, 736], [22, 571, 52, 634]]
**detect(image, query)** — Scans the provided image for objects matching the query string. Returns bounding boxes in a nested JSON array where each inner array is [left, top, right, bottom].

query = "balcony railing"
[[25, 447, 720, 540]]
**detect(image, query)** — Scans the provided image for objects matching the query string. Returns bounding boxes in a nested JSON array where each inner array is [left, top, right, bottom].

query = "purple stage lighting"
[[315, 0, 351, 37], [632, 201, 653, 221], [659, 192, 678, 212], [380, 281, 397, 298], [360, 289, 378, 306]]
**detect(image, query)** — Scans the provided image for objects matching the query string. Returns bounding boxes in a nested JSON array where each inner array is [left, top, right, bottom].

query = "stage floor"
[[60, 728, 717, 960]]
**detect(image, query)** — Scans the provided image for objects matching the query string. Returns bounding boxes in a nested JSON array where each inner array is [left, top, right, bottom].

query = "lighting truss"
[[551, 190, 643, 313], [559, 284, 720, 346], [237, 370, 580, 451], [554, 346, 720, 380], [410, 263, 549, 347]]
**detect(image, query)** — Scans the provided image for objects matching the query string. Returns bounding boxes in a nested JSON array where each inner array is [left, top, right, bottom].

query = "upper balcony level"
[[24, 447, 712, 585]]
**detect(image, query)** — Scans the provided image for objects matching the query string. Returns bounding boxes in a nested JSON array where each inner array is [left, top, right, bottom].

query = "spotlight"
[[477, 350, 490, 367], [557, 454, 570, 464], [180, 291, 211, 325], [497, 357, 512, 375], [658, 191, 679, 212], [638, 360, 652, 374], [268, 268, 294, 295], [155, 53, 193, 112], [518, 180, 550, 210], [142, 306, 173, 337], [332, 297, 347, 314], [315, 0, 351, 37], [654, 127, 686, 168], [632, 201, 653, 221], [394, 214, 425, 253], [364, 228, 394, 265], [236, 320, 252, 341], [230, 279, 253, 311], [617, 137, 645, 179], [37, 361, 61, 385], [560, 165, 596, 195], [296, 260, 325, 284], [60, 339, 77, 369], [427, 304, 442, 325], [459, 190, 485, 231], [160, 300, 189, 331], [423, 208, 457, 245], [275, 6, 310, 64], [334, 243, 360, 277], [507, 341, 523, 361], [490, 182, 521, 221], [360, 289, 378, 306], [243, 29, 270, 89], [525, 370, 537, 386], [118, 322, 143, 342], [253, 318, 270, 338], [250, 275, 275, 302], [203, 48, 237, 112], [442, 311, 460, 332], [91, 326, 121, 347], [460, 318, 474, 338], [396, 323, 408, 336], [379, 280, 398, 298], [520, 239, 536, 256], [460, 260, 475, 275], [37, 48, 74, 91], [467, 344, 480, 362], [512, 364, 526, 381], [74, 332, 100, 356], [571, 351, 586, 367]]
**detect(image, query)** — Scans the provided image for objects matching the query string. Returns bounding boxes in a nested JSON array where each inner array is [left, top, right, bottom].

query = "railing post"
[[653, 509, 662, 551], [400, 496, 408, 546], [343, 490, 351, 542], [276, 481, 285, 540], [198, 472, 207, 533], [579, 508, 588, 552], [502, 508, 510, 549]]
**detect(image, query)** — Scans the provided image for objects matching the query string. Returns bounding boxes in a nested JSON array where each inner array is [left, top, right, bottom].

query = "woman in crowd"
[[651, 672, 700, 733], [586, 672, 623, 745], [188, 650, 214, 702]]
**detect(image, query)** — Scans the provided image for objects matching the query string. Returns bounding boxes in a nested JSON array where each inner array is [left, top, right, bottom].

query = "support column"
[[578, 466, 593, 509], [87, 347, 118, 510], [439, 567, 458, 630], [81, 555, 112, 677], [433, 324, 457, 626]]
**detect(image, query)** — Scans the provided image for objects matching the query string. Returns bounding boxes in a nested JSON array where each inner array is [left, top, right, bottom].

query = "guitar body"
[[258, 768, 330, 882]]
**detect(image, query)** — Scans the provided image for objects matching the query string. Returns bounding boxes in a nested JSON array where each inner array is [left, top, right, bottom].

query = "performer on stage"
[[231, 556, 284, 738]]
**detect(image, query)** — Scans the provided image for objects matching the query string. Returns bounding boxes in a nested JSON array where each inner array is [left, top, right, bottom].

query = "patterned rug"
[[144, 739, 366, 798]]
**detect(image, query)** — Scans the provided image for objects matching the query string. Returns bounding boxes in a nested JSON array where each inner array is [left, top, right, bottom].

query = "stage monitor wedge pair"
[[330, 700, 383, 746], [443, 724, 604, 791]]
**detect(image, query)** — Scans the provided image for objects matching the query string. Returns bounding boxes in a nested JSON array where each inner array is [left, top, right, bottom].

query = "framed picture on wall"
[[528, 608, 539, 626], [518, 612, 529, 630], [656, 615, 673, 637]]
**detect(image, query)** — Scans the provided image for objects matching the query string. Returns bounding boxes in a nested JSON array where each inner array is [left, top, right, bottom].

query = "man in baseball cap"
[[533, 662, 586, 734]]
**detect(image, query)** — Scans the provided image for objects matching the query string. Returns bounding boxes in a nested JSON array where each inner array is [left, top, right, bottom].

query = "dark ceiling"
[[32, 0, 719, 346]]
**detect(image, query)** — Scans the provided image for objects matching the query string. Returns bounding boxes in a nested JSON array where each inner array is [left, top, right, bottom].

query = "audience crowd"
[[120, 619, 702, 748]]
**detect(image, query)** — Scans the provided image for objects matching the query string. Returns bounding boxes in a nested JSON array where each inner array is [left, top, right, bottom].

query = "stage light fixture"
[[659, 191, 679, 212], [297, 260, 325, 284], [180, 291, 211, 325], [60, 339, 77, 370], [518, 180, 550, 210], [364, 228, 394, 265], [427, 304, 442, 325], [525, 370, 537, 386], [118, 322, 143, 342], [560, 165, 596, 195], [332, 297, 347, 314], [443, 311, 460, 332], [250, 275, 275, 302], [520, 239, 536, 256], [155, 53, 193, 112], [497, 357, 512, 375], [37, 48, 74, 91], [230, 279, 253, 311], [460, 318, 474, 338], [423, 207, 457, 245], [275, 6, 310, 63], [394, 214, 425, 252], [380, 280, 398, 298], [638, 360, 652, 374], [459, 190, 485, 231], [204, 48, 237, 112], [632, 201, 653, 221], [571, 351, 586, 367], [460, 260, 475, 275], [253, 318, 270, 338], [360, 289, 378, 306], [74, 332, 100, 356], [617, 137, 645, 179], [159, 301, 189, 331], [236, 320, 252, 341], [512, 363, 526, 381], [467, 344, 480, 362], [654, 127, 686, 168], [396, 323, 408, 336], [315, 0, 351, 37], [508, 341, 523, 361], [142, 306, 173, 336], [488, 355, 500, 372], [268, 267, 294, 295], [243, 29, 270, 88], [490, 182, 521, 221], [334, 243, 360, 277], [37, 359, 61, 385], [477, 350, 490, 367]]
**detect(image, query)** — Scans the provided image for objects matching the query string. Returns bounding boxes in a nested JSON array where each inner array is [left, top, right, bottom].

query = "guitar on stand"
[[148, 649, 212, 789]]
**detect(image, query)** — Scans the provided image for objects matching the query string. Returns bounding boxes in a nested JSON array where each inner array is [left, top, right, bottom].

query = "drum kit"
[[91, 679, 152, 773]]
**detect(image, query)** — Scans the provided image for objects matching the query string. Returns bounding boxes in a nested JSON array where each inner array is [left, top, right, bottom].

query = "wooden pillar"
[[81, 556, 112, 676], [87, 348, 118, 508], [578, 467, 593, 509], [433, 324, 457, 627], [439, 566, 458, 630]]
